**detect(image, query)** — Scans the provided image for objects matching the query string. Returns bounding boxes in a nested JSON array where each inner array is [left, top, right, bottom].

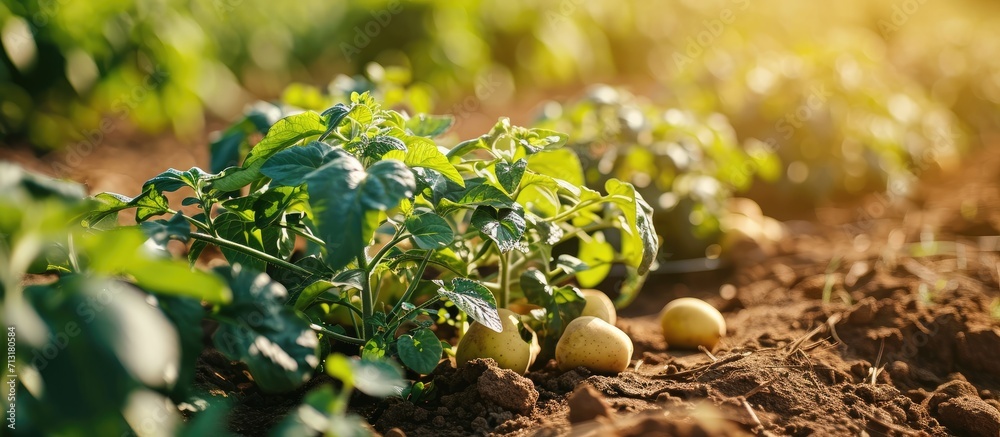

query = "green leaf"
[[143, 167, 209, 193], [348, 102, 374, 127], [306, 157, 415, 271], [271, 385, 335, 437], [446, 136, 490, 159], [320, 103, 351, 140], [362, 135, 406, 159], [397, 328, 444, 374], [133, 189, 171, 222], [615, 266, 649, 308], [495, 159, 527, 194], [384, 140, 464, 187], [81, 228, 231, 304], [515, 175, 561, 218], [293, 279, 357, 312], [439, 184, 515, 213], [81, 192, 133, 227], [20, 278, 177, 433], [261, 141, 351, 187], [272, 385, 371, 437], [406, 114, 454, 137], [517, 128, 568, 153], [157, 296, 206, 400], [471, 206, 526, 253], [436, 278, 501, 332], [577, 232, 614, 288], [555, 254, 590, 275], [177, 399, 233, 437], [520, 269, 585, 363], [605, 179, 658, 275], [527, 149, 584, 186], [1, 161, 87, 202], [214, 212, 269, 271], [404, 212, 454, 249], [253, 186, 305, 228], [362, 337, 387, 361], [213, 265, 319, 393], [210, 111, 328, 192], [210, 120, 251, 174], [188, 239, 207, 266], [140, 212, 191, 247], [350, 356, 407, 397], [528, 213, 564, 245], [326, 353, 407, 397]]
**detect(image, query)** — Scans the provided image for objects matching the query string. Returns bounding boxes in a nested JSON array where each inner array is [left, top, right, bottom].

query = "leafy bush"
[[2, 91, 657, 433], [86, 92, 656, 377], [535, 85, 780, 259]]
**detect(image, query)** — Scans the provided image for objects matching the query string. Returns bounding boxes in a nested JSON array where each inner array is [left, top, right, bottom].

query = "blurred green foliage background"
[[3, 0, 1000, 145]]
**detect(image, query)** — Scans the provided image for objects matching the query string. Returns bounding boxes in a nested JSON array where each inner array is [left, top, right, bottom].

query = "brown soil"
[[3, 118, 1000, 436]]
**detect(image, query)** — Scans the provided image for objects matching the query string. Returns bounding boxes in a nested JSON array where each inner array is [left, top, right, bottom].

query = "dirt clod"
[[935, 397, 1000, 437], [567, 383, 613, 423], [477, 364, 538, 414]]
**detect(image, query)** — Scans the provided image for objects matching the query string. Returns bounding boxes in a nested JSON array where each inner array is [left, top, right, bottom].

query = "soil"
[[3, 117, 1000, 436]]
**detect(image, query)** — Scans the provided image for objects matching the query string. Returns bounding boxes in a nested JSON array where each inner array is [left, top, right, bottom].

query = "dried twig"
[[784, 323, 827, 358], [744, 373, 783, 398], [760, 364, 837, 371], [869, 339, 886, 385], [698, 345, 718, 362], [741, 397, 763, 429], [827, 314, 846, 347], [652, 352, 751, 380]]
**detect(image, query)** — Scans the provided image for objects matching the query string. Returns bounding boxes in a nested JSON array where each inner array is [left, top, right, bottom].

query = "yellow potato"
[[556, 316, 633, 373], [659, 297, 726, 350], [580, 289, 617, 325], [456, 308, 539, 374]]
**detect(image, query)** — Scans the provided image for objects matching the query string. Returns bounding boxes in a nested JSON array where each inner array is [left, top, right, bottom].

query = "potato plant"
[[535, 86, 780, 261], [85, 92, 657, 379], [2, 160, 424, 437]]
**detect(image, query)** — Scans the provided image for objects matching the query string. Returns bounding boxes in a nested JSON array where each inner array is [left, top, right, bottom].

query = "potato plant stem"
[[357, 253, 372, 339], [499, 251, 512, 308], [188, 232, 315, 277], [388, 249, 433, 321], [369, 229, 408, 269], [390, 296, 442, 332], [308, 324, 365, 345], [277, 222, 325, 246], [546, 195, 634, 224]]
